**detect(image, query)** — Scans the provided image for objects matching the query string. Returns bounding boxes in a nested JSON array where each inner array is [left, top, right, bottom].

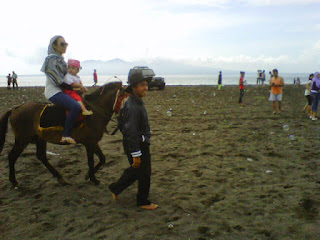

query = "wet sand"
[[0, 85, 319, 240]]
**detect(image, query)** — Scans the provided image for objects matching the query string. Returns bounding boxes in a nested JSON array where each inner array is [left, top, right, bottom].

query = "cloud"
[[243, 0, 320, 6], [161, 0, 320, 8], [5, 49, 17, 58], [24, 47, 47, 65]]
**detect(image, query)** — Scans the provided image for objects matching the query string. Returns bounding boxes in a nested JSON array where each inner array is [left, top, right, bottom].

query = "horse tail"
[[0, 109, 13, 154]]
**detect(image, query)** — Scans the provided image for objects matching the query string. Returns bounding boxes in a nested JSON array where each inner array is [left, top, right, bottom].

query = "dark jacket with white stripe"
[[118, 94, 151, 157]]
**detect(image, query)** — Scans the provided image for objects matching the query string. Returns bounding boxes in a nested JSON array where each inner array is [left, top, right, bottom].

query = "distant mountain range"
[[81, 58, 234, 75]]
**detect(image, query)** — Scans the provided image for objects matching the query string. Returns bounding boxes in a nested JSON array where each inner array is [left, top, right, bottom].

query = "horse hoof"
[[10, 180, 18, 187], [85, 173, 89, 181], [58, 178, 69, 186], [90, 178, 100, 185], [10, 182, 19, 189]]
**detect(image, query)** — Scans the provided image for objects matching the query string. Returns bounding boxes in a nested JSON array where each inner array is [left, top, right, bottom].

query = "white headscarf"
[[40, 35, 64, 72]]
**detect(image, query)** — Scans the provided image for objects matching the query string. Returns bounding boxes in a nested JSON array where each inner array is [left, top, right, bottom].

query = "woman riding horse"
[[41, 35, 85, 144]]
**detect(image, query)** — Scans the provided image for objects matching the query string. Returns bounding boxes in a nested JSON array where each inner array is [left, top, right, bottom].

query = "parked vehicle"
[[150, 76, 165, 90], [128, 66, 165, 90]]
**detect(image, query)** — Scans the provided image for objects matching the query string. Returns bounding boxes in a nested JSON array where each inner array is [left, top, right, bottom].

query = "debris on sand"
[[46, 151, 60, 156]]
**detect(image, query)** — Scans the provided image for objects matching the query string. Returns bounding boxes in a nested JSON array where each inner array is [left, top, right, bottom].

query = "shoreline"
[[0, 83, 306, 89]]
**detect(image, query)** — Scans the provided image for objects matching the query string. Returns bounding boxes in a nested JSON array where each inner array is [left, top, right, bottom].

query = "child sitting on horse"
[[63, 59, 93, 116]]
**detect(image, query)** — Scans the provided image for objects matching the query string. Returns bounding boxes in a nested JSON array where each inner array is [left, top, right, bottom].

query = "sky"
[[0, 0, 319, 75]]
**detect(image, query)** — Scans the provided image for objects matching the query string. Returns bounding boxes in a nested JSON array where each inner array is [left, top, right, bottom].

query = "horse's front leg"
[[85, 144, 100, 185], [85, 144, 106, 181]]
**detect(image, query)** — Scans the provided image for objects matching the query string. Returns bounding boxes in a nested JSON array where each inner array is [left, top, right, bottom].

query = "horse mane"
[[84, 81, 122, 101]]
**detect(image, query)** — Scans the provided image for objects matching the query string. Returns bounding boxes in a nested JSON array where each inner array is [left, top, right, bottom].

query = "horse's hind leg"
[[85, 144, 106, 180], [8, 141, 29, 186], [36, 139, 68, 186]]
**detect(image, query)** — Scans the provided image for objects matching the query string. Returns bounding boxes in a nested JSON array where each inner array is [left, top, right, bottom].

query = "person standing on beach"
[[239, 71, 245, 104], [12, 71, 18, 89], [310, 72, 320, 121], [303, 73, 313, 118], [257, 71, 261, 85], [41, 35, 81, 144], [93, 69, 98, 86], [261, 70, 266, 85], [6, 73, 12, 90], [269, 69, 284, 114], [108, 70, 158, 210], [269, 71, 273, 80], [217, 71, 222, 90]]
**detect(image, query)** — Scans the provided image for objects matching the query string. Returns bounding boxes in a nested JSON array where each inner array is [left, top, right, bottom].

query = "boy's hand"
[[132, 157, 141, 168]]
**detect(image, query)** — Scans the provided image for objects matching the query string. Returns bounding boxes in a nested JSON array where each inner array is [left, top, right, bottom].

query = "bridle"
[[82, 87, 128, 134]]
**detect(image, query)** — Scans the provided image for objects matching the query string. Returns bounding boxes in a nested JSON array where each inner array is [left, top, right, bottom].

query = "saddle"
[[39, 104, 84, 129]]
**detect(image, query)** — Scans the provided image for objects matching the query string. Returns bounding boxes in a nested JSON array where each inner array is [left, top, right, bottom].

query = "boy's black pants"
[[239, 89, 244, 103], [109, 142, 151, 206]]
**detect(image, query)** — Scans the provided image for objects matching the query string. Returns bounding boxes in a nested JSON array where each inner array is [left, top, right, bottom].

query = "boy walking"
[[109, 70, 158, 210]]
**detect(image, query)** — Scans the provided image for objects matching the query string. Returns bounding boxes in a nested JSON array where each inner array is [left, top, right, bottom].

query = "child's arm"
[[71, 83, 87, 92]]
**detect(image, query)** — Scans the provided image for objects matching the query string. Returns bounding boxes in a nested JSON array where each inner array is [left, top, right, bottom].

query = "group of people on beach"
[[42, 35, 157, 210], [6, 71, 18, 90], [38, 35, 320, 212], [304, 72, 320, 121], [257, 70, 266, 85], [236, 70, 320, 119], [236, 69, 284, 115], [293, 77, 301, 85]]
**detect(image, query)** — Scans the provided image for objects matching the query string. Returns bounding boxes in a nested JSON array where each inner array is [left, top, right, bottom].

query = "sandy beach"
[[0, 85, 319, 240]]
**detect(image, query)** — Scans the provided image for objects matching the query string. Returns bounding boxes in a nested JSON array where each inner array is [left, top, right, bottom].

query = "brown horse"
[[0, 82, 125, 186]]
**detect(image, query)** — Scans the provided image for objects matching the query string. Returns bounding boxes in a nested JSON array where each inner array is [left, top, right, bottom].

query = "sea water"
[[0, 73, 310, 87]]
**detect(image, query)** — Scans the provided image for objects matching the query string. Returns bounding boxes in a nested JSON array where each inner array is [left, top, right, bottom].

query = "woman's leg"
[[49, 92, 81, 137], [312, 94, 319, 112], [311, 93, 319, 119]]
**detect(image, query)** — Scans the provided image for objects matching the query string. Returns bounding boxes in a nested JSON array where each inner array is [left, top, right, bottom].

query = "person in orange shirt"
[[269, 69, 284, 114]]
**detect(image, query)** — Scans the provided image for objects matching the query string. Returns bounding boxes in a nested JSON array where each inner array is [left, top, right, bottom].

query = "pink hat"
[[68, 59, 81, 69]]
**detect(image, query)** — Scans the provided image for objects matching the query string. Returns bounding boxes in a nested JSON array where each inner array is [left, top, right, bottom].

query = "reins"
[[82, 98, 115, 122], [82, 87, 124, 135]]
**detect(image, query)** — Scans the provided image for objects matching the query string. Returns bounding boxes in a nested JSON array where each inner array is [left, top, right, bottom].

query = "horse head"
[[84, 82, 128, 120]]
